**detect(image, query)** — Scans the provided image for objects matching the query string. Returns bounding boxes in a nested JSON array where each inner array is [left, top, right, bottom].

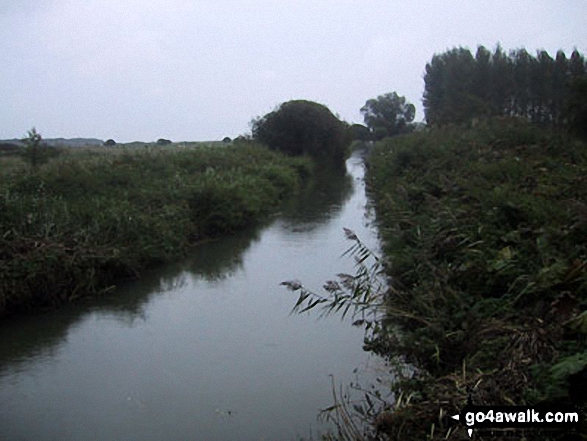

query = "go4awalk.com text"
[[451, 405, 581, 438]]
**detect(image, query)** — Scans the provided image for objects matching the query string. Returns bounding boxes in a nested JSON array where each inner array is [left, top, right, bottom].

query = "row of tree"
[[423, 46, 587, 128], [249, 45, 587, 166]]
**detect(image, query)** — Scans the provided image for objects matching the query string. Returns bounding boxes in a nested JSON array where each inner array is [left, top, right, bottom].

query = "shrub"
[[20, 128, 59, 170], [251, 100, 351, 166]]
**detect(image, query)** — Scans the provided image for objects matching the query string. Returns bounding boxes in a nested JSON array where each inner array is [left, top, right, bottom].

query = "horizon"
[[1, 0, 586, 143]]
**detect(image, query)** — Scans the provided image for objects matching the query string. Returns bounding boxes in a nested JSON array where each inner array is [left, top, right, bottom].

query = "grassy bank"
[[0, 142, 311, 316], [366, 118, 587, 439]]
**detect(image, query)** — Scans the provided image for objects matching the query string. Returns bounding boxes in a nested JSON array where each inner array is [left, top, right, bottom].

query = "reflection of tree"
[[0, 312, 78, 375], [182, 226, 262, 282], [0, 154, 359, 376], [279, 161, 354, 228], [0, 227, 262, 374]]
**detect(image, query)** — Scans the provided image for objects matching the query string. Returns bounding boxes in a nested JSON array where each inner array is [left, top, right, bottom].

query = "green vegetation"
[[365, 118, 587, 438], [251, 100, 352, 166], [287, 118, 586, 439], [281, 45, 587, 440], [360, 92, 416, 140], [424, 46, 587, 128], [0, 141, 311, 316], [20, 128, 60, 171]]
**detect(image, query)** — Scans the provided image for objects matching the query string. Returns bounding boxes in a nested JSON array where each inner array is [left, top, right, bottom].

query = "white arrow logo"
[[451, 414, 473, 438]]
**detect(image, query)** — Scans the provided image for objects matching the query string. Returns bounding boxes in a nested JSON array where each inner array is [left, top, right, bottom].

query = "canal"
[[0, 150, 384, 440]]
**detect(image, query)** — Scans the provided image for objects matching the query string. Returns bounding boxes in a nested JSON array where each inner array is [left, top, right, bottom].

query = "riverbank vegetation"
[[251, 100, 352, 166], [0, 140, 312, 316], [287, 45, 587, 439], [365, 118, 586, 439]]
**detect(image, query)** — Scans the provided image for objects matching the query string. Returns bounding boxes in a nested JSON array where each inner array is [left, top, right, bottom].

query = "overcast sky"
[[1, 0, 586, 142]]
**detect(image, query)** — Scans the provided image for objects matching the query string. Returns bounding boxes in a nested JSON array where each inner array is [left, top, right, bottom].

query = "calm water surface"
[[0, 151, 385, 440]]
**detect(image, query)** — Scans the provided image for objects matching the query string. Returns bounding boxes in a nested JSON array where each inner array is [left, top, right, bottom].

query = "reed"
[[0, 142, 312, 316]]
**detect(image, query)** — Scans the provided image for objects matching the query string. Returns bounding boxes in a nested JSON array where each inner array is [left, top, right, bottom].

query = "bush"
[[20, 128, 59, 170], [251, 100, 351, 166]]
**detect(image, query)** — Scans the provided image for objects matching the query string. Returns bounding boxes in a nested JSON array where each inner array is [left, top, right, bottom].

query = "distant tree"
[[361, 92, 415, 140], [233, 135, 251, 144], [565, 77, 587, 138], [222, 137, 232, 143], [423, 47, 480, 125], [20, 128, 57, 170], [156, 138, 172, 145], [569, 50, 586, 79], [423, 45, 587, 129], [350, 123, 371, 141], [251, 100, 351, 165], [104, 139, 117, 146]]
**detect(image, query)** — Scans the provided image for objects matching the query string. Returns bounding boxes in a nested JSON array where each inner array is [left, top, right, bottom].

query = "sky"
[[1, 0, 586, 142]]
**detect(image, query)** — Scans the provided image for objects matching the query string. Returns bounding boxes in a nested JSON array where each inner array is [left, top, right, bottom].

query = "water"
[[0, 151, 385, 440]]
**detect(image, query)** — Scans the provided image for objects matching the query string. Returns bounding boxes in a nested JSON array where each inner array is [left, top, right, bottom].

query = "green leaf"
[[566, 311, 587, 334]]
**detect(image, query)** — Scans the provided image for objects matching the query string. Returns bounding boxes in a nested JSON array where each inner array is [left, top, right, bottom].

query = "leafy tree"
[[251, 100, 351, 165], [565, 77, 587, 138], [222, 136, 232, 143], [156, 138, 172, 145], [569, 50, 586, 79], [360, 92, 415, 140], [350, 123, 371, 141], [423, 48, 480, 125], [423, 45, 587, 130], [104, 139, 116, 146], [20, 128, 57, 171]]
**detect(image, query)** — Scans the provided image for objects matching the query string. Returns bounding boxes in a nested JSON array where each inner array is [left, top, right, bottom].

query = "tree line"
[[423, 45, 587, 132], [250, 45, 587, 167]]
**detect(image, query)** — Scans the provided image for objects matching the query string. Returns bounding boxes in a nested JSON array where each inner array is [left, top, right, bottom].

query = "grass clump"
[[0, 142, 312, 316], [364, 117, 587, 439]]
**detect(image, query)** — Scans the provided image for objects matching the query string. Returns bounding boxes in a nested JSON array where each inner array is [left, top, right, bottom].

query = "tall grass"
[[361, 118, 587, 439], [0, 142, 312, 315]]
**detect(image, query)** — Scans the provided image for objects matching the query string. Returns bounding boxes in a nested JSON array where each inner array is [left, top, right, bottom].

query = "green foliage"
[[20, 128, 59, 170], [360, 92, 415, 139], [104, 139, 116, 146], [251, 100, 351, 165], [283, 228, 385, 327], [156, 138, 172, 145], [423, 45, 587, 129], [565, 77, 587, 139], [0, 143, 311, 315], [362, 119, 587, 438], [349, 123, 371, 142]]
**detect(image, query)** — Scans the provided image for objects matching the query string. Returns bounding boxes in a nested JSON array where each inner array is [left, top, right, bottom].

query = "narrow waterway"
[[0, 150, 384, 440]]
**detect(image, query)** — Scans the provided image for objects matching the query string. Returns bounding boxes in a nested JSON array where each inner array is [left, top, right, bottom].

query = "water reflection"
[[280, 163, 354, 229], [0, 151, 382, 441]]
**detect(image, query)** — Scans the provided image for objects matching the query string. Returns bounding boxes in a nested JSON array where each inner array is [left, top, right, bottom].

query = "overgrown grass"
[[0, 142, 312, 316], [365, 118, 587, 439]]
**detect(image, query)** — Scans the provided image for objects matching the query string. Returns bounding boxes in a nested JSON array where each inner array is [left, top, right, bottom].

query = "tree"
[[424, 47, 480, 125], [565, 77, 587, 138], [20, 128, 56, 171], [156, 138, 172, 145], [104, 139, 117, 146], [350, 123, 371, 141], [251, 100, 351, 165], [423, 45, 587, 128], [360, 92, 415, 139]]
